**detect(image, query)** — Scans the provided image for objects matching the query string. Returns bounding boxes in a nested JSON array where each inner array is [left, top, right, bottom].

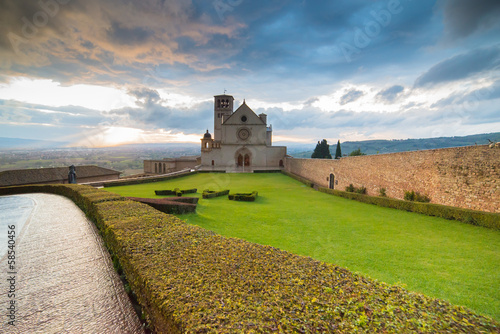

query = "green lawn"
[[106, 172, 500, 320]]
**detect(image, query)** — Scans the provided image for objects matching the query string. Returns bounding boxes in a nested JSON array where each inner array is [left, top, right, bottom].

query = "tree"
[[349, 148, 366, 156], [311, 139, 332, 159], [335, 140, 342, 159]]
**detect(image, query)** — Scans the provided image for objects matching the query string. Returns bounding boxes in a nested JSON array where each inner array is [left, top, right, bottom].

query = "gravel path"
[[0, 193, 144, 333]]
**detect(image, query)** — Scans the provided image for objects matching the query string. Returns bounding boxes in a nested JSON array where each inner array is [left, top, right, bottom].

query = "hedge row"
[[228, 191, 258, 202], [281, 170, 315, 187], [318, 187, 500, 230], [126, 197, 197, 214], [202, 189, 230, 199], [155, 188, 197, 196], [1, 184, 499, 333]]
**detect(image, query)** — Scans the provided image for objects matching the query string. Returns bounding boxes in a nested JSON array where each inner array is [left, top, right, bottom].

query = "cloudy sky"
[[0, 0, 499, 147]]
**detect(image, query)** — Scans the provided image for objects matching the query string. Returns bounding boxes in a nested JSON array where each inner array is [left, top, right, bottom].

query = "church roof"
[[223, 101, 266, 125]]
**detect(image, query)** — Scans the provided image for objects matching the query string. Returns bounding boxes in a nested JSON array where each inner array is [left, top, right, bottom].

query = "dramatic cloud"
[[414, 45, 500, 87], [0, 0, 499, 146], [0, 0, 243, 85]]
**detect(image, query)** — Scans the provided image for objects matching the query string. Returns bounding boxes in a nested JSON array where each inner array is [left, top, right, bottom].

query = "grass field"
[[106, 172, 500, 320]]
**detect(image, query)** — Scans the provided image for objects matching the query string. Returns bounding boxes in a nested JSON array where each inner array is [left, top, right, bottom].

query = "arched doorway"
[[329, 173, 335, 189], [235, 149, 252, 167]]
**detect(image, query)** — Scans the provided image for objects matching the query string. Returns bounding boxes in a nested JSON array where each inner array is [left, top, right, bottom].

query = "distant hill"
[[291, 132, 500, 158]]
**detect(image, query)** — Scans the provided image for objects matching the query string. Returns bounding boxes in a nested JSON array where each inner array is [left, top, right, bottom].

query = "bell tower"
[[214, 94, 234, 141]]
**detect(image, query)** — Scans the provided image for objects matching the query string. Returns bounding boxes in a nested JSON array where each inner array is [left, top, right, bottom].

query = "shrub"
[[155, 189, 177, 195], [405, 190, 431, 203], [202, 189, 230, 199], [379, 187, 387, 197], [349, 148, 366, 156], [155, 188, 196, 197], [228, 191, 258, 202], [346, 184, 366, 194], [404, 190, 415, 201], [355, 186, 367, 194]]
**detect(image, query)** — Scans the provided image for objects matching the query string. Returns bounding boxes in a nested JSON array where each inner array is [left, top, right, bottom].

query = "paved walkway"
[[0, 193, 144, 333]]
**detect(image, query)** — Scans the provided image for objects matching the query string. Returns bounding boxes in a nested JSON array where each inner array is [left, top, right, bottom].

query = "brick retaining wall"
[[285, 145, 499, 213]]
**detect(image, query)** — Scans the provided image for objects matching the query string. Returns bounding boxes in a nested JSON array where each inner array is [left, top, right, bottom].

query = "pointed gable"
[[223, 102, 266, 125]]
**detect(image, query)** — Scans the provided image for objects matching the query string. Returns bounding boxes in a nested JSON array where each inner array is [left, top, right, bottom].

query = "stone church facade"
[[200, 94, 286, 171]]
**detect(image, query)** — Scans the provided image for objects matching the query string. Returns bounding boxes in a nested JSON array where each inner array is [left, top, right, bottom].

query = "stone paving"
[[0, 193, 144, 333]]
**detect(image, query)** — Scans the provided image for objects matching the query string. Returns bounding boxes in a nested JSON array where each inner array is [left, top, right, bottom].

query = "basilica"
[[200, 94, 287, 171]]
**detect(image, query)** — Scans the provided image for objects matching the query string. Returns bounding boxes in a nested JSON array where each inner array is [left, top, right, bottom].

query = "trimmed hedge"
[[1, 184, 499, 333], [202, 189, 230, 199], [155, 188, 197, 197], [318, 187, 500, 230], [155, 189, 178, 196], [126, 197, 197, 214], [167, 197, 199, 204], [228, 191, 258, 202]]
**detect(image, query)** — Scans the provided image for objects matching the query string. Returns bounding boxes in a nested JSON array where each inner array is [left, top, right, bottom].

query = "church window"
[[217, 99, 221, 108], [241, 115, 247, 122]]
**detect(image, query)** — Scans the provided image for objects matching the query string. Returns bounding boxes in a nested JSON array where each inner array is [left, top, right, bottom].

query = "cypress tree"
[[335, 140, 342, 159], [312, 139, 332, 159]]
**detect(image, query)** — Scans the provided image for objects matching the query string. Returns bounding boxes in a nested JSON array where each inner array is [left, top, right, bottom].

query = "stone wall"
[[285, 145, 499, 213], [144, 157, 200, 174]]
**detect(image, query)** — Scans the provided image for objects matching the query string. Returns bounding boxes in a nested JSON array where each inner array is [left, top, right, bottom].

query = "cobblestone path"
[[0, 193, 144, 333]]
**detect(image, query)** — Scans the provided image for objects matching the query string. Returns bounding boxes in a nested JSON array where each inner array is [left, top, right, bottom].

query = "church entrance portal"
[[237, 154, 251, 167], [329, 173, 335, 189]]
